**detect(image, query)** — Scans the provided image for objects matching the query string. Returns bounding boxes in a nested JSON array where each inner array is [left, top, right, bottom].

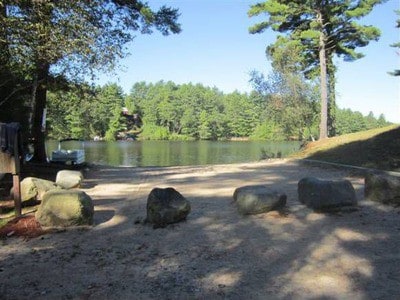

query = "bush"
[[140, 124, 170, 140], [250, 120, 284, 141]]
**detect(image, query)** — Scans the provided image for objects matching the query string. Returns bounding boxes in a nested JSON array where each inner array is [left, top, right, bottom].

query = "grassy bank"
[[293, 125, 400, 172]]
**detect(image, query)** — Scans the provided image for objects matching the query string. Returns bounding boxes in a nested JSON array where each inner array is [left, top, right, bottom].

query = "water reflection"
[[46, 140, 301, 167]]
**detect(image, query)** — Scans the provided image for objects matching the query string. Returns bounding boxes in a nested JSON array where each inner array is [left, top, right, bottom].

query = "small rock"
[[56, 170, 83, 189]]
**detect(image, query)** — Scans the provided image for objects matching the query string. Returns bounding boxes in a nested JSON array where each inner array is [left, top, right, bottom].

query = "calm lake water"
[[46, 140, 302, 167]]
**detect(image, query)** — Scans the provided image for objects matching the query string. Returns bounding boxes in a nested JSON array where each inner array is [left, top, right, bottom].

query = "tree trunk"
[[318, 18, 328, 140], [31, 63, 49, 162], [327, 56, 336, 137]]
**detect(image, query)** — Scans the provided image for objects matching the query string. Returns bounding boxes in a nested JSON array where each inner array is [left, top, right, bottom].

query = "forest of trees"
[[46, 81, 391, 142], [0, 1, 398, 162], [0, 0, 181, 161]]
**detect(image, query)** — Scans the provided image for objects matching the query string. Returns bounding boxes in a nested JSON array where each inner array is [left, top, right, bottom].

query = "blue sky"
[[97, 0, 400, 123]]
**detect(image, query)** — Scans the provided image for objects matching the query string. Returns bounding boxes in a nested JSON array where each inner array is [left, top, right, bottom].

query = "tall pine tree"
[[249, 0, 385, 139]]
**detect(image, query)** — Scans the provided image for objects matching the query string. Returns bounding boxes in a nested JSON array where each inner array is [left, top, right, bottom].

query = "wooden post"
[[13, 174, 21, 217], [12, 130, 22, 217], [0, 123, 22, 217]]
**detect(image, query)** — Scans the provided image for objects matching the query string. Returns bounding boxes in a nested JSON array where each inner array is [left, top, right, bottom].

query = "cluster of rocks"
[[144, 172, 400, 228], [17, 170, 94, 227], [15, 168, 400, 229], [232, 177, 357, 215], [231, 172, 400, 216]]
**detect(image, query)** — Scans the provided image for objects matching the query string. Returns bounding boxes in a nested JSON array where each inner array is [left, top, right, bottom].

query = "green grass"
[[292, 125, 400, 171], [0, 214, 14, 228]]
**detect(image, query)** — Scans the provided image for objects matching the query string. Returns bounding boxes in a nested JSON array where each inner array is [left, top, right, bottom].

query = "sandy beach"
[[1, 159, 399, 299]]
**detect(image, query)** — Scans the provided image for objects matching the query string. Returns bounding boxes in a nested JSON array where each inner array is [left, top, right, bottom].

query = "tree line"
[[0, 1, 398, 162], [46, 81, 391, 142]]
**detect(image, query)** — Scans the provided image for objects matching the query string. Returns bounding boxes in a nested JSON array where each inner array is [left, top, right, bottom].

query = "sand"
[[1, 159, 399, 299]]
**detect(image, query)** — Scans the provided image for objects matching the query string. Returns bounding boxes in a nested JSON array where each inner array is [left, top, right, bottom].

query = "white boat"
[[51, 139, 85, 165]]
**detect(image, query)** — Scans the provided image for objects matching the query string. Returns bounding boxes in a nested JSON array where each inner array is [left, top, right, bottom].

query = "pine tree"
[[249, 0, 385, 139], [390, 10, 400, 76]]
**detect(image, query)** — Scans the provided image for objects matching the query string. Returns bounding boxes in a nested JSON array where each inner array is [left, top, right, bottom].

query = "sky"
[[96, 0, 400, 123]]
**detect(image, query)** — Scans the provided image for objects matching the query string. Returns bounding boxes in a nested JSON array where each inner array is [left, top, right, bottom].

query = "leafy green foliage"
[[0, 0, 181, 161], [93, 84, 125, 137], [127, 82, 228, 140], [336, 109, 391, 135], [224, 92, 258, 137], [140, 124, 170, 140], [47, 84, 95, 140], [105, 106, 126, 141], [250, 37, 320, 141], [46, 80, 390, 142], [390, 10, 400, 76], [250, 120, 283, 141], [248, 0, 386, 139], [1, 1, 181, 82]]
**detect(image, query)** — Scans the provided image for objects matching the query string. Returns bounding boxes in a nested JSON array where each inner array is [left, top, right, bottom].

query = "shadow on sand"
[[1, 160, 399, 299]]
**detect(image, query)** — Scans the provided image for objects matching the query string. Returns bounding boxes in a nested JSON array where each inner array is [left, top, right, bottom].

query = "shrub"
[[250, 120, 284, 141], [140, 124, 170, 140]]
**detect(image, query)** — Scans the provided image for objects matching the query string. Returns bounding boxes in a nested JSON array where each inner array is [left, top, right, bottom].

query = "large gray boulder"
[[18, 177, 61, 202], [233, 185, 286, 215], [35, 190, 94, 227], [365, 173, 400, 205], [56, 170, 83, 189], [146, 187, 191, 228], [298, 177, 357, 211]]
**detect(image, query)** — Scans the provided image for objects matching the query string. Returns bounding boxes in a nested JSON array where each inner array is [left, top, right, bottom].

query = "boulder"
[[35, 189, 94, 227], [298, 177, 357, 211], [233, 185, 286, 215], [56, 170, 83, 189], [365, 173, 400, 205], [146, 187, 191, 228], [18, 177, 61, 202]]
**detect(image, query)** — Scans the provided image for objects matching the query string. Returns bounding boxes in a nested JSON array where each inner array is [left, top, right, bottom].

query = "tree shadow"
[[304, 126, 400, 171]]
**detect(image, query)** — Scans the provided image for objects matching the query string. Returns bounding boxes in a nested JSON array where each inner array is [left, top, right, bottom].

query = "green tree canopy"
[[249, 0, 385, 139], [390, 10, 400, 76], [0, 0, 181, 161], [47, 80, 390, 142]]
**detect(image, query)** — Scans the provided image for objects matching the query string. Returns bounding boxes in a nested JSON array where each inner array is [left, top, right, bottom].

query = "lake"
[[47, 140, 302, 167]]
